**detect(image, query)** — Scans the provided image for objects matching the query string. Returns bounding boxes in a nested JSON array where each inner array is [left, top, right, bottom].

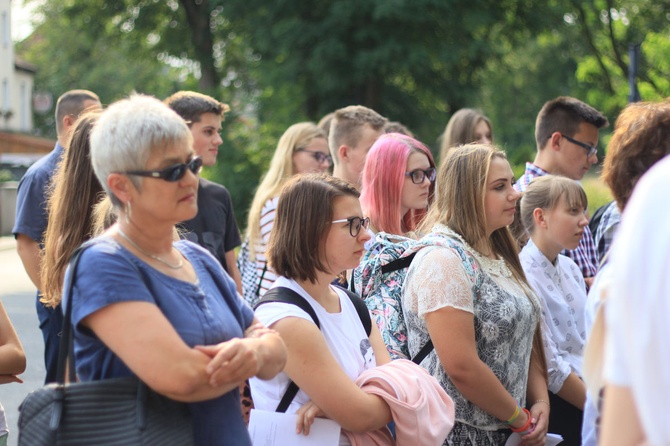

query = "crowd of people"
[[1, 86, 669, 446]]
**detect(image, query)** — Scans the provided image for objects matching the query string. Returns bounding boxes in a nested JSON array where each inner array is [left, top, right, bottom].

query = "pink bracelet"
[[509, 408, 532, 433]]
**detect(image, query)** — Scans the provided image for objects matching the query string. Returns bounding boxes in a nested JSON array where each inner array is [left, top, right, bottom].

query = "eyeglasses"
[[405, 167, 437, 184], [122, 157, 203, 182], [331, 216, 370, 237], [561, 134, 598, 158], [296, 149, 333, 166]]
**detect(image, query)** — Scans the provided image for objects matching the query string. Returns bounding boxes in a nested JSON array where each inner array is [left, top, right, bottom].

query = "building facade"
[[0, 0, 35, 134]]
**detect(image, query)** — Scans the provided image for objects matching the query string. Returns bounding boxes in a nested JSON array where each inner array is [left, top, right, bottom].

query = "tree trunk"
[[178, 0, 219, 93]]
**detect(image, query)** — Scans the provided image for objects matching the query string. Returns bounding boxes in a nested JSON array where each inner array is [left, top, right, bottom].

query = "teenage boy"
[[515, 96, 609, 285], [329, 105, 387, 189], [165, 91, 243, 293]]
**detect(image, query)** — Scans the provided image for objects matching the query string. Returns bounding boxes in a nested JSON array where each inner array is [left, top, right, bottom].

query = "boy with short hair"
[[515, 96, 609, 284], [165, 91, 243, 293], [329, 105, 387, 189]]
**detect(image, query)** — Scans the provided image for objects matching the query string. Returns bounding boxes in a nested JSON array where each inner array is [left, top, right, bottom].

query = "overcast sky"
[[11, 0, 39, 42]]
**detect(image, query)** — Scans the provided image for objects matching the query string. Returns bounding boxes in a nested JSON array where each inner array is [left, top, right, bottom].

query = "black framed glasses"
[[123, 157, 203, 182], [405, 167, 436, 184], [331, 216, 370, 237], [296, 149, 333, 166], [561, 134, 598, 158]]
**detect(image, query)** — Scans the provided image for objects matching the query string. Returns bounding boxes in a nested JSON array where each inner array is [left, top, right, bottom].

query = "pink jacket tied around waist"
[[343, 359, 455, 445]]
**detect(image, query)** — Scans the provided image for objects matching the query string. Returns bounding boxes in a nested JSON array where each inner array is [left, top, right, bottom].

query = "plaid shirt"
[[514, 163, 598, 278], [594, 201, 621, 262]]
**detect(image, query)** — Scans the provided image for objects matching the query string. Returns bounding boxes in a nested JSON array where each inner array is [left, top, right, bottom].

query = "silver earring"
[[125, 201, 132, 225]]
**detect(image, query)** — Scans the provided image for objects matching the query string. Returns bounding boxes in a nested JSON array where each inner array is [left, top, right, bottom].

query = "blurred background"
[[5, 0, 670, 224]]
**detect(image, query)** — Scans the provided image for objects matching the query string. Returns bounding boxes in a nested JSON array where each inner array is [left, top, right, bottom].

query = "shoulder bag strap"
[[58, 243, 91, 384], [335, 286, 372, 337], [255, 287, 320, 413], [48, 243, 91, 430]]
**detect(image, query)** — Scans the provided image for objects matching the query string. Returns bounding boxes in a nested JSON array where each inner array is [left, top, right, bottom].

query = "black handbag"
[[17, 244, 195, 445]]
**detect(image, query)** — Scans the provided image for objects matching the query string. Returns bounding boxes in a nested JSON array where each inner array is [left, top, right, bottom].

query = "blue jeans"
[[35, 296, 64, 384]]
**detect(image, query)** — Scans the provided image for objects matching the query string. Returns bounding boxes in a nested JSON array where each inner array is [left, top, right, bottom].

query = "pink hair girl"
[[360, 133, 436, 236]]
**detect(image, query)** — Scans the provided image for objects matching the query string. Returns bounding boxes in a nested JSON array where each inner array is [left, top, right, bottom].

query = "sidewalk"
[[0, 235, 16, 251]]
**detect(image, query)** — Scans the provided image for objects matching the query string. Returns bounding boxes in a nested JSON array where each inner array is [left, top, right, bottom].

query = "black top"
[[179, 178, 241, 272]]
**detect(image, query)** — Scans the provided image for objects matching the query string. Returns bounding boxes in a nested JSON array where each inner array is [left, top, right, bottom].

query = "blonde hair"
[[519, 175, 588, 235], [328, 106, 387, 166], [245, 122, 326, 255], [421, 144, 523, 279], [423, 143, 548, 380]]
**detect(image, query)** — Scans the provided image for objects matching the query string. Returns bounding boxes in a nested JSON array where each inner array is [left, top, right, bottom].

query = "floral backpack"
[[352, 231, 479, 362]]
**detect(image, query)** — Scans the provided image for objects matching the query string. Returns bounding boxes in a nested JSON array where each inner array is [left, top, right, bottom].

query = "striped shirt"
[[253, 196, 279, 297]]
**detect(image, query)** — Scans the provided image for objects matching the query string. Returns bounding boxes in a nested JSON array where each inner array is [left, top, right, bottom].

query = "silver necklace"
[[117, 228, 183, 269]]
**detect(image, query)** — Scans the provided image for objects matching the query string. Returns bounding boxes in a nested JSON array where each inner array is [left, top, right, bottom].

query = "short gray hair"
[[90, 94, 193, 207]]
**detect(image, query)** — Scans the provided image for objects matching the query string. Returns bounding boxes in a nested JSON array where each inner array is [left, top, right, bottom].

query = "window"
[[1, 12, 8, 47], [21, 82, 27, 130]]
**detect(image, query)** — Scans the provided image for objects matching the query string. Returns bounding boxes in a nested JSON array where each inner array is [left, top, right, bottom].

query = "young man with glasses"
[[164, 91, 243, 294], [514, 96, 608, 286]]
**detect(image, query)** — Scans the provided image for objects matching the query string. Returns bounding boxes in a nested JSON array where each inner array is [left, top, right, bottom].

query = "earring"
[[125, 201, 132, 225]]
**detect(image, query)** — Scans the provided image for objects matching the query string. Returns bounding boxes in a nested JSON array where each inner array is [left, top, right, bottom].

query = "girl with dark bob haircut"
[[250, 173, 396, 437]]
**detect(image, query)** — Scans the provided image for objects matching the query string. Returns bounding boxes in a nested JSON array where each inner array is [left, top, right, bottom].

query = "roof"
[[14, 56, 37, 74]]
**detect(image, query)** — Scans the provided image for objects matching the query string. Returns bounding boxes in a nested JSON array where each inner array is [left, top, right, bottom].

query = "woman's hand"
[[195, 338, 263, 387], [295, 399, 327, 435], [0, 374, 23, 384], [244, 322, 277, 339], [520, 401, 549, 446]]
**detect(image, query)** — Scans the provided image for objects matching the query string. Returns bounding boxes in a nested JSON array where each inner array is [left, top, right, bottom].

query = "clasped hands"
[[194, 323, 278, 387]]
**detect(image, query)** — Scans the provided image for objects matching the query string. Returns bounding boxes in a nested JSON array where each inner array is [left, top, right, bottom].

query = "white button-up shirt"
[[520, 238, 587, 393]]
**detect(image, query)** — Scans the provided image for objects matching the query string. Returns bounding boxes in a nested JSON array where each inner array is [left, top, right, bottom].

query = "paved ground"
[[1, 237, 45, 446]]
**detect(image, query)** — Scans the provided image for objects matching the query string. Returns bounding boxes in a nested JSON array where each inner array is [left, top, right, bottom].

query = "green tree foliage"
[[16, 0, 197, 137], [15, 0, 670, 227], [478, 0, 670, 171], [219, 0, 556, 147]]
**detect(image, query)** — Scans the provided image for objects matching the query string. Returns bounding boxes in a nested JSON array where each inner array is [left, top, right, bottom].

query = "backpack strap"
[[334, 285, 372, 337], [379, 250, 434, 364], [255, 286, 371, 412], [380, 251, 417, 274], [411, 340, 434, 364]]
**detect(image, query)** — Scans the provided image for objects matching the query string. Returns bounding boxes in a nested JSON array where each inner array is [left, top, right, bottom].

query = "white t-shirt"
[[250, 277, 376, 414], [604, 156, 670, 446], [581, 260, 613, 446], [520, 238, 587, 393]]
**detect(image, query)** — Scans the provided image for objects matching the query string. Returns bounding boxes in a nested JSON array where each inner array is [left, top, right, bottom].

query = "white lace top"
[[402, 224, 540, 430]]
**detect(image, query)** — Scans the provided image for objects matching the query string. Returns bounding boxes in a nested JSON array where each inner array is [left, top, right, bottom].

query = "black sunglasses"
[[331, 216, 370, 237], [123, 157, 203, 182], [405, 167, 436, 184]]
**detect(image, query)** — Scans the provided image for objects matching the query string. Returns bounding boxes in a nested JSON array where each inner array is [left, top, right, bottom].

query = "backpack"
[[352, 231, 479, 362], [255, 285, 371, 412], [588, 200, 614, 237]]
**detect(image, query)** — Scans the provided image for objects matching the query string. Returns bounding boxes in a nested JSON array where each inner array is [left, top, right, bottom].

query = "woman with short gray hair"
[[64, 94, 287, 445]]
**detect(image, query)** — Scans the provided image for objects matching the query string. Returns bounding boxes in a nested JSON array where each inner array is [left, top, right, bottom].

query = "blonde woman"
[[402, 144, 549, 445], [241, 122, 331, 305]]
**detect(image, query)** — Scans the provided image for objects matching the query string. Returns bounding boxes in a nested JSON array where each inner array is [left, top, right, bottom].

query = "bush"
[[0, 169, 14, 182], [581, 175, 612, 217]]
